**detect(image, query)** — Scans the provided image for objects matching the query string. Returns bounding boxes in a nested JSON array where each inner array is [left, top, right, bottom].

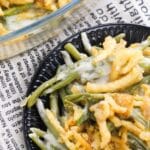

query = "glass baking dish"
[[0, 0, 81, 60]]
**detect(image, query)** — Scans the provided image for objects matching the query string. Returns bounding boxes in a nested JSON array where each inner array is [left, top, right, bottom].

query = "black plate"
[[23, 24, 150, 150]]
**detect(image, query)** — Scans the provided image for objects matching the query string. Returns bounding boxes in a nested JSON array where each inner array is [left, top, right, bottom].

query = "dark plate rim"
[[23, 23, 150, 150]]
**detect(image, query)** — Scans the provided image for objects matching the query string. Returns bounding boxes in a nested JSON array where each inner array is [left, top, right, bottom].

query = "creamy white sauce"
[[57, 57, 111, 84], [61, 51, 74, 66], [44, 131, 66, 150], [75, 59, 93, 74], [81, 32, 92, 53], [46, 57, 111, 95], [75, 58, 111, 83], [36, 99, 46, 119]]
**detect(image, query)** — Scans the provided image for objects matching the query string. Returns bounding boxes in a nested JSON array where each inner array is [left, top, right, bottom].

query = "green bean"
[[64, 93, 83, 101], [50, 93, 59, 117], [44, 72, 79, 94], [56, 89, 67, 125], [36, 100, 61, 138], [61, 51, 74, 66], [4, 4, 33, 17], [27, 76, 57, 107], [115, 33, 125, 43], [65, 86, 72, 95], [77, 103, 89, 125], [64, 100, 76, 112], [50, 146, 58, 150], [128, 132, 149, 150], [138, 75, 150, 84], [59, 88, 67, 103], [140, 57, 150, 74], [132, 108, 150, 130], [125, 75, 150, 94], [107, 121, 115, 132], [81, 32, 92, 55], [44, 108, 70, 148], [20, 95, 31, 107], [56, 65, 67, 74], [72, 94, 100, 104], [72, 95, 88, 103], [86, 93, 105, 99], [59, 116, 67, 127], [64, 100, 89, 125], [30, 128, 46, 137], [64, 43, 83, 60], [64, 93, 104, 103], [36, 99, 66, 148], [64, 100, 94, 124], [50, 147, 56, 150], [29, 133, 47, 150], [46, 131, 67, 150], [148, 120, 150, 130]]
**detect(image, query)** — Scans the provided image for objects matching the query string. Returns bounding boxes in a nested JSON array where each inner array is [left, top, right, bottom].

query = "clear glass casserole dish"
[[0, 0, 81, 60]]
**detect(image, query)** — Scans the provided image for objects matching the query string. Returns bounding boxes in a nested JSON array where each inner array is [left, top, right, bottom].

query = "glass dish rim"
[[0, 0, 80, 43]]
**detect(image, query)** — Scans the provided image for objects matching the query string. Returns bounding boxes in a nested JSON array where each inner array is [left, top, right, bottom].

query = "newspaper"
[[0, 0, 150, 149]]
